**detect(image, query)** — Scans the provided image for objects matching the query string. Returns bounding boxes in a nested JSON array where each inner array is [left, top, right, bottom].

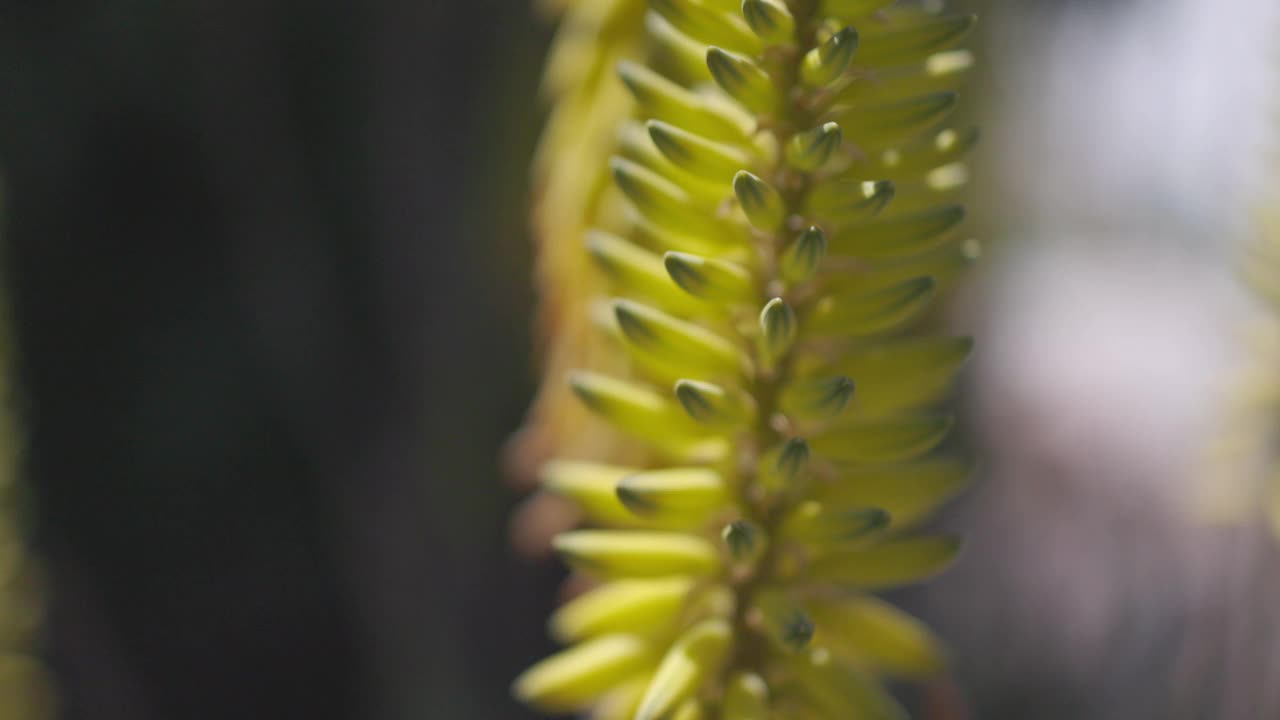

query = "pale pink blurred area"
[[980, 0, 1279, 236], [912, 0, 1280, 717], [976, 240, 1243, 508], [926, 239, 1277, 718]]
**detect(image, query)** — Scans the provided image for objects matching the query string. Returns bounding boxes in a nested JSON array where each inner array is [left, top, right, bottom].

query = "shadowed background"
[[0, 1, 554, 718]]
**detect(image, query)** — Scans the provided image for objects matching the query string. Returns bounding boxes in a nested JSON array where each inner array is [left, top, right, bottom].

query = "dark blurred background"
[[3, 0, 1280, 719], [0, 1, 557, 718]]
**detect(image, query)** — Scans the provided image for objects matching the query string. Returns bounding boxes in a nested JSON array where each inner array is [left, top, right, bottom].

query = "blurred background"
[[0, 0, 1277, 719]]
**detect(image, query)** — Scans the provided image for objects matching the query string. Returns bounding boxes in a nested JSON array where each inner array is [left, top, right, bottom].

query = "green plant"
[[0, 196, 53, 719], [515, 1, 978, 717], [1201, 160, 1280, 536], [508, 0, 651, 481]]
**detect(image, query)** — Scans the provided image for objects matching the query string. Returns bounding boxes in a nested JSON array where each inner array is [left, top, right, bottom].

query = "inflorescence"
[[516, 1, 979, 717]]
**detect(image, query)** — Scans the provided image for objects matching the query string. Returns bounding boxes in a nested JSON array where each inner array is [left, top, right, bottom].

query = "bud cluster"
[[517, 1, 980, 717]]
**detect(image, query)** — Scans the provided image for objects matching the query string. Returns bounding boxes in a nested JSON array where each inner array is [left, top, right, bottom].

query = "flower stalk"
[[516, 1, 980, 717]]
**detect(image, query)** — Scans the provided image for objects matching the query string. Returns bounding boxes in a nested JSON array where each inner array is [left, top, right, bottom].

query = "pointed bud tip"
[[742, 0, 795, 45], [674, 379, 714, 407], [615, 477, 657, 514], [760, 297, 796, 335], [776, 437, 810, 478], [734, 172, 786, 229], [662, 253, 706, 295], [722, 520, 762, 559], [704, 46, 732, 70], [781, 610, 815, 650], [611, 299, 649, 338], [866, 507, 892, 528], [663, 251, 700, 271], [645, 120, 683, 154], [800, 226, 826, 243]]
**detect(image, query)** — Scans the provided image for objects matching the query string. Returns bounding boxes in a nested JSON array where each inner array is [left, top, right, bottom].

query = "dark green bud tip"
[[776, 437, 810, 480], [615, 477, 658, 514], [707, 47, 778, 115], [802, 27, 858, 87], [722, 519, 763, 560], [780, 609, 815, 650], [816, 375, 855, 415], [674, 379, 718, 423], [759, 297, 797, 357], [733, 171, 786, 230], [741, 0, 795, 45], [786, 122, 843, 171], [781, 226, 827, 283]]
